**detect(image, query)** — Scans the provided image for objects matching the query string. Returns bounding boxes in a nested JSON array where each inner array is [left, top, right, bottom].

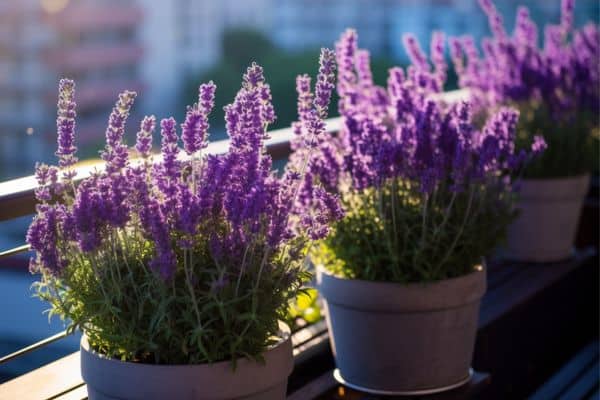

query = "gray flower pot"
[[507, 174, 590, 262], [317, 266, 486, 395], [80, 324, 293, 400]]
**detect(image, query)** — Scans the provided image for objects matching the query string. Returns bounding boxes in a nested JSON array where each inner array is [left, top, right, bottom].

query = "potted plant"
[[450, 0, 599, 262], [26, 50, 339, 400], [289, 29, 544, 395]]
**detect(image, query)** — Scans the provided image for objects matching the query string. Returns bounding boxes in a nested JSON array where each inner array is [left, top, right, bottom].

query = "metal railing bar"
[[0, 244, 31, 260], [0, 330, 72, 365]]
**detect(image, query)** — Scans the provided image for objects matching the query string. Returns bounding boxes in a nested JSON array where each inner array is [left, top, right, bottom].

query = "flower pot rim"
[[80, 321, 291, 368], [315, 263, 485, 288], [521, 172, 591, 182], [316, 264, 486, 312], [80, 321, 293, 399], [517, 173, 591, 201]]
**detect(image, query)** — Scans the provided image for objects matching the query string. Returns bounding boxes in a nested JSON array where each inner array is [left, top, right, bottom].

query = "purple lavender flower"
[[33, 163, 59, 202], [243, 62, 265, 89], [181, 82, 216, 156], [27, 204, 67, 274], [30, 55, 341, 292], [314, 48, 336, 119], [452, 0, 598, 122], [479, 0, 507, 39], [55, 79, 78, 172], [561, 0, 575, 37], [135, 115, 156, 158], [430, 31, 447, 87], [296, 74, 313, 123], [531, 135, 548, 155], [101, 91, 137, 174], [291, 28, 543, 227], [336, 29, 358, 103], [159, 118, 180, 180], [404, 34, 430, 72]]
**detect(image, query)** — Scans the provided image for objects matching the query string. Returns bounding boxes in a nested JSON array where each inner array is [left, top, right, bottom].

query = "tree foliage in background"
[[186, 29, 396, 135]]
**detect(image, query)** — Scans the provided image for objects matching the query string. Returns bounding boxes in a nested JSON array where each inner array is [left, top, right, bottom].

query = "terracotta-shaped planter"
[[317, 266, 486, 395], [507, 174, 590, 262], [80, 324, 293, 400]]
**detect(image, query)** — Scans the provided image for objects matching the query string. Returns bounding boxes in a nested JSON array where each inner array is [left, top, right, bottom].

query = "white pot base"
[[333, 367, 473, 396]]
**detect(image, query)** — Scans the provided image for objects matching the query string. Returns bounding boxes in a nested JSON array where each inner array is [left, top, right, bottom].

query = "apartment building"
[[0, 0, 144, 179]]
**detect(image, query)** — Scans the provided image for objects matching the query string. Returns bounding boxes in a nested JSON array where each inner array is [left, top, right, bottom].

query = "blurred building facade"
[[0, 0, 144, 179], [0, 0, 598, 180], [138, 0, 271, 119]]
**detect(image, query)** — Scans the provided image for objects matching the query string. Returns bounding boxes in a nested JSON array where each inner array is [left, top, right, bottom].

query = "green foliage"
[[186, 29, 395, 133], [34, 228, 309, 364], [222, 29, 275, 70], [312, 178, 515, 283], [516, 101, 599, 178], [286, 288, 321, 328]]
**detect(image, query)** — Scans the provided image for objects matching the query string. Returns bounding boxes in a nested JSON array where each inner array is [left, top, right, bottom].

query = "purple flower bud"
[[243, 62, 265, 89], [314, 48, 336, 119], [55, 79, 78, 170], [101, 90, 137, 174], [296, 74, 313, 122], [135, 115, 155, 158]]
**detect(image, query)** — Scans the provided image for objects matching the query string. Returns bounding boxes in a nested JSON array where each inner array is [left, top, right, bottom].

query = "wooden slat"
[[478, 249, 594, 329], [50, 384, 87, 400], [529, 341, 599, 400], [291, 320, 328, 349], [486, 261, 522, 291], [0, 352, 82, 400], [288, 370, 490, 400], [287, 371, 337, 400], [560, 362, 599, 400]]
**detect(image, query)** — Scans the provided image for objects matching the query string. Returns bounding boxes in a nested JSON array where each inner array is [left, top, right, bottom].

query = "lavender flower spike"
[[403, 34, 430, 72], [101, 91, 137, 173], [314, 48, 336, 119], [243, 62, 265, 89], [135, 115, 156, 158], [160, 117, 180, 183], [55, 79, 78, 170], [198, 81, 217, 115], [561, 0, 575, 37], [479, 0, 507, 39], [296, 74, 313, 122], [181, 82, 216, 155]]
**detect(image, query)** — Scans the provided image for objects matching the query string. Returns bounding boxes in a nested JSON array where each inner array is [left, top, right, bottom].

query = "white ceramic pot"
[[317, 266, 486, 395], [507, 174, 590, 262], [80, 324, 293, 400]]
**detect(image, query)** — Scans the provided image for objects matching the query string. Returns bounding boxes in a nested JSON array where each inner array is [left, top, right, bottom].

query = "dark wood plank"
[[0, 352, 82, 400], [288, 371, 337, 400], [289, 371, 490, 400], [528, 341, 599, 400], [486, 261, 523, 291], [560, 362, 599, 400], [479, 249, 595, 330], [475, 250, 598, 399]]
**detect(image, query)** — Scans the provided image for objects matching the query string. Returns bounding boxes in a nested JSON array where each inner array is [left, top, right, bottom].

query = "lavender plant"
[[27, 51, 340, 364], [450, 0, 599, 178], [291, 30, 545, 283]]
